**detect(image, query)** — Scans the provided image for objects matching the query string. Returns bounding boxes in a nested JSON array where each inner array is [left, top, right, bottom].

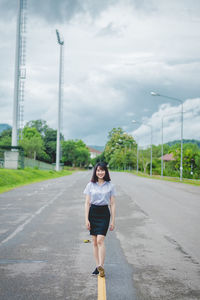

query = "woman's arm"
[[110, 195, 116, 231], [85, 195, 91, 230]]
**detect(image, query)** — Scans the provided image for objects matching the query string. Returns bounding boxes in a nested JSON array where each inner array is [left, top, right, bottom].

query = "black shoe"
[[92, 267, 99, 275]]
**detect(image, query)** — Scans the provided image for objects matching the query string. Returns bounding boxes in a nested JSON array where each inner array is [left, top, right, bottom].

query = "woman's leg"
[[92, 235, 99, 266], [97, 235, 105, 267]]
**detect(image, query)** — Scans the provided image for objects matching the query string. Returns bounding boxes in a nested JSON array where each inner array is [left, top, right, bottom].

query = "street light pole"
[[150, 126, 152, 177], [161, 117, 163, 177], [132, 120, 152, 177], [136, 142, 139, 173], [12, 0, 27, 146], [180, 102, 183, 180], [151, 92, 184, 181], [56, 29, 64, 172]]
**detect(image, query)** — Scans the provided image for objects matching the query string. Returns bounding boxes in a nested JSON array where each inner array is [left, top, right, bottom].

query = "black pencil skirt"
[[89, 204, 110, 236]]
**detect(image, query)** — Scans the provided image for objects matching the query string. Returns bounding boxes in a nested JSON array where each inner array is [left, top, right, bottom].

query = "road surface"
[[0, 171, 200, 299]]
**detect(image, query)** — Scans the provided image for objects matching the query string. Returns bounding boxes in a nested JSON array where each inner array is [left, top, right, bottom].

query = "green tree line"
[[0, 120, 90, 168], [0, 121, 200, 178], [93, 127, 200, 179]]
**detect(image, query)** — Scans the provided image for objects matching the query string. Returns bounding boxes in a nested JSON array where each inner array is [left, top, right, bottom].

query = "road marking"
[[0, 259, 47, 264], [98, 275, 106, 300], [0, 191, 63, 246]]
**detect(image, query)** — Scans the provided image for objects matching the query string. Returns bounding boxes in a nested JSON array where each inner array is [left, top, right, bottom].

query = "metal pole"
[[136, 143, 139, 173], [180, 102, 183, 181], [150, 126, 152, 177], [150, 92, 184, 181], [161, 118, 163, 177], [56, 44, 62, 171], [12, 0, 21, 147], [55, 30, 64, 172]]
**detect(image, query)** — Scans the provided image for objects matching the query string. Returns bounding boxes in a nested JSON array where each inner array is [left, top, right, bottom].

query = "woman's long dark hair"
[[91, 162, 111, 182]]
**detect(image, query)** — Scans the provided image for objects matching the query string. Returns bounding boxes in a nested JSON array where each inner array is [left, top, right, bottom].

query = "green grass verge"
[[0, 168, 74, 194], [112, 169, 200, 186], [129, 170, 200, 186]]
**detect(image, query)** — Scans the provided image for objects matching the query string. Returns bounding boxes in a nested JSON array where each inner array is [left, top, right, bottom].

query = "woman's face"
[[96, 166, 105, 180]]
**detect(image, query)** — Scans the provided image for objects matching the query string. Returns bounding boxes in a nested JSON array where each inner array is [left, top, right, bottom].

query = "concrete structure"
[[4, 151, 19, 169]]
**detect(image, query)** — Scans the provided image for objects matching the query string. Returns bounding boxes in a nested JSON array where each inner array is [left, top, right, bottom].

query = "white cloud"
[[0, 0, 200, 146], [131, 98, 200, 147]]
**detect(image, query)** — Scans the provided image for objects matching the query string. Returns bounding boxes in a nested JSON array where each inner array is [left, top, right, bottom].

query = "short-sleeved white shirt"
[[83, 181, 116, 206]]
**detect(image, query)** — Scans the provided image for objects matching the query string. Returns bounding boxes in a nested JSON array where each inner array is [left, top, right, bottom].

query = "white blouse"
[[84, 181, 116, 206]]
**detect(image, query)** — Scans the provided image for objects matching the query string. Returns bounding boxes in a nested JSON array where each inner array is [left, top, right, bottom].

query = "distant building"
[[161, 153, 175, 161], [160, 153, 175, 170], [87, 146, 102, 159]]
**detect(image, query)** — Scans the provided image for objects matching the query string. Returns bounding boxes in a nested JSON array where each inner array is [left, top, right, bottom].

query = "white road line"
[[0, 191, 63, 245], [26, 190, 39, 197]]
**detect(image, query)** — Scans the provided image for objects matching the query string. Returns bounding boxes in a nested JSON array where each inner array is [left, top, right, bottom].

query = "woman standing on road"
[[84, 162, 116, 277]]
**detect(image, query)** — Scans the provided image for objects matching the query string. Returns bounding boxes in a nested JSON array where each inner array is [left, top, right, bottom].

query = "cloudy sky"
[[0, 0, 200, 147]]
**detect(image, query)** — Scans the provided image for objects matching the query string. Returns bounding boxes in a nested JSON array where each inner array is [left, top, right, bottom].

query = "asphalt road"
[[0, 171, 200, 300]]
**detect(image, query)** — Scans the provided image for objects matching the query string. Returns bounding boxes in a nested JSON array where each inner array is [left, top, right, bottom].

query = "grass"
[[112, 169, 200, 186], [128, 170, 200, 186], [0, 168, 74, 194], [1, 167, 198, 194]]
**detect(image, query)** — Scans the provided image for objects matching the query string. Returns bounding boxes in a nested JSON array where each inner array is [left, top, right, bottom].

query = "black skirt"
[[89, 204, 110, 236]]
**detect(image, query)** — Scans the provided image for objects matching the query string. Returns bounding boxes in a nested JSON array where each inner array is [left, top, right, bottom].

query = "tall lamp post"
[[12, 0, 27, 147], [56, 29, 64, 171], [136, 137, 139, 173], [151, 92, 184, 181], [132, 120, 153, 176], [133, 134, 139, 173], [161, 117, 164, 177]]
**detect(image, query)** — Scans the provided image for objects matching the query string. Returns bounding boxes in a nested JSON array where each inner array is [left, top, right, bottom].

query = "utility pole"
[[151, 92, 184, 181], [12, 0, 27, 146], [55, 29, 64, 171]]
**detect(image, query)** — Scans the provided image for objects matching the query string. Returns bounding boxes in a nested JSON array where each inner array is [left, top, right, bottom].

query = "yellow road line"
[[98, 275, 106, 300]]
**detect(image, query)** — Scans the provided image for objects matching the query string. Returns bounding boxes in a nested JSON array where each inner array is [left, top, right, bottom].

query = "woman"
[[84, 162, 116, 277]]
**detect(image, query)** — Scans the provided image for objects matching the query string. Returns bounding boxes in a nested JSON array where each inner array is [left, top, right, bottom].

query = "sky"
[[0, 0, 200, 147]]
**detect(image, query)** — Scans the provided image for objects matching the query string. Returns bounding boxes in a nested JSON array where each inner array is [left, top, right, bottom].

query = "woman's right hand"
[[85, 220, 91, 230]]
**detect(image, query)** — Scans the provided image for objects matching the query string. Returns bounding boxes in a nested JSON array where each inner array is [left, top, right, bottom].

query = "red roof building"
[[87, 147, 102, 159], [161, 153, 175, 161]]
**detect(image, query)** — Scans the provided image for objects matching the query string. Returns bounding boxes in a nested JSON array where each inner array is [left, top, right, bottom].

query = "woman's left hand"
[[110, 223, 115, 231]]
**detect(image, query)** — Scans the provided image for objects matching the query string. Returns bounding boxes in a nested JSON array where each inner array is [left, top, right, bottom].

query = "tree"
[[26, 120, 49, 137], [138, 147, 151, 173], [0, 128, 12, 147], [109, 148, 124, 169], [43, 128, 57, 163], [104, 127, 136, 169], [158, 142, 200, 178], [75, 147, 90, 167], [62, 140, 76, 166], [62, 139, 90, 167], [182, 143, 200, 178], [91, 152, 106, 166], [25, 120, 64, 163], [19, 127, 45, 159]]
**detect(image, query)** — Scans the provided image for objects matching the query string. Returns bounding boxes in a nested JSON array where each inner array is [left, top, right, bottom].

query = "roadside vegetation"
[[93, 127, 200, 181], [0, 168, 73, 194], [0, 120, 90, 167], [129, 142, 200, 179], [126, 170, 200, 186], [0, 119, 200, 183]]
